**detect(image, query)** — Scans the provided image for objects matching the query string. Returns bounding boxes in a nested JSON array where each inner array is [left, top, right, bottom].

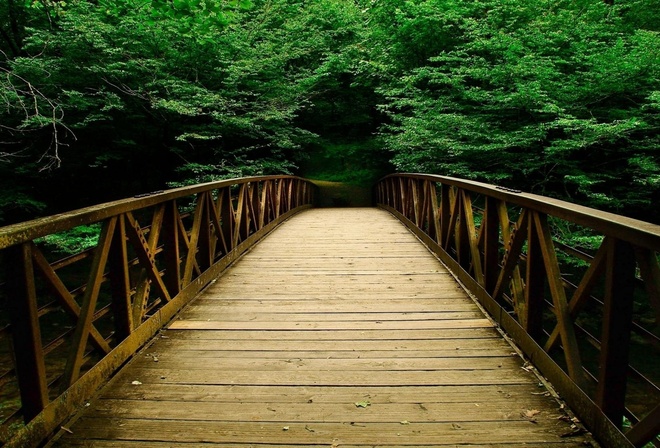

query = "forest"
[[1, 0, 659, 226]]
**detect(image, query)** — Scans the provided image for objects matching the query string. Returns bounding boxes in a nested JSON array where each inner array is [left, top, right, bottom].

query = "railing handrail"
[[0, 175, 306, 250], [380, 173, 660, 250]]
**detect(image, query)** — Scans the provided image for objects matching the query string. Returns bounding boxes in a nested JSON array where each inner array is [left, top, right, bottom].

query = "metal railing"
[[377, 173, 660, 448], [0, 175, 316, 447]]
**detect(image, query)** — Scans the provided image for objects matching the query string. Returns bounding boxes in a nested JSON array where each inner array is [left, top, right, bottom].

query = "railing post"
[[249, 182, 260, 232], [6, 243, 49, 421], [258, 181, 269, 230], [596, 238, 636, 426], [286, 178, 294, 211], [411, 179, 421, 227], [161, 201, 182, 297], [398, 178, 406, 214], [197, 192, 213, 272], [108, 215, 133, 340], [274, 180, 283, 218], [524, 212, 545, 340], [456, 191, 471, 272], [218, 188, 235, 252], [440, 184, 451, 248], [426, 181, 440, 243], [483, 197, 500, 294], [238, 184, 251, 242]]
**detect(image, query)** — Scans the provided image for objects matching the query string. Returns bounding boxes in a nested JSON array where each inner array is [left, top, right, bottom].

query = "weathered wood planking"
[[50, 208, 596, 447]]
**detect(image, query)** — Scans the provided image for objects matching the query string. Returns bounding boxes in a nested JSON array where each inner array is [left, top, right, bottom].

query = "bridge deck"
[[51, 208, 595, 447]]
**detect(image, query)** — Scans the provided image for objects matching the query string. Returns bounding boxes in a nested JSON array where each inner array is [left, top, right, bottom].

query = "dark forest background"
[[1, 0, 659, 225]]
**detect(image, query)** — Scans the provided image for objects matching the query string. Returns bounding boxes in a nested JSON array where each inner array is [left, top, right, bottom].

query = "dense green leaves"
[[0, 0, 368, 221], [370, 0, 660, 220]]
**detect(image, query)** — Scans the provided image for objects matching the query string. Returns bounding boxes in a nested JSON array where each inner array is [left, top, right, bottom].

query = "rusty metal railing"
[[377, 173, 660, 448], [0, 175, 316, 447]]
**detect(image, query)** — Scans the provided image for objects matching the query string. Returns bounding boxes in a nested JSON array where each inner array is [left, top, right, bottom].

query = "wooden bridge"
[[0, 175, 659, 447]]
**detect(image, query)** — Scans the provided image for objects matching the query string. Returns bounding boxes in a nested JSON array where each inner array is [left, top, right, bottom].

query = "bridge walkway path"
[[50, 208, 595, 447]]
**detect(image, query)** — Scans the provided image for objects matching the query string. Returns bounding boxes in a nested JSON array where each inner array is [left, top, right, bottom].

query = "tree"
[[0, 0, 367, 222], [369, 0, 660, 220]]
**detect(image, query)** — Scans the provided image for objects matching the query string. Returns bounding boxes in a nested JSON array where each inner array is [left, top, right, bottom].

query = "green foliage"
[[0, 188, 47, 224], [366, 0, 660, 220], [0, 0, 369, 222], [167, 158, 298, 187], [302, 138, 392, 186], [0, 0, 659, 225], [36, 223, 101, 255]]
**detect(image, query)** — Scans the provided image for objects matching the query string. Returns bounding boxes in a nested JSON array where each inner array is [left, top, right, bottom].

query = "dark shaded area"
[[311, 180, 373, 207]]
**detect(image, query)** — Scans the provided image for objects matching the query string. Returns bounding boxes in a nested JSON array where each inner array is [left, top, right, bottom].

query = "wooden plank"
[[54, 420, 590, 446], [226, 269, 449, 275], [187, 300, 478, 311], [87, 399, 562, 423], [198, 293, 469, 301], [163, 328, 501, 340], [176, 311, 486, 321], [167, 318, 494, 331], [150, 337, 513, 352], [105, 368, 538, 386], [129, 356, 521, 371], [99, 383, 552, 403], [58, 441, 590, 448], [161, 348, 512, 359]]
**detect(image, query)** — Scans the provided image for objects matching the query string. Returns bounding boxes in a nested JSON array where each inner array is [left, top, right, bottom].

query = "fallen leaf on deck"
[[355, 400, 371, 408], [522, 409, 541, 423], [523, 409, 541, 418], [400, 420, 410, 425], [131, 380, 142, 385], [282, 426, 289, 431]]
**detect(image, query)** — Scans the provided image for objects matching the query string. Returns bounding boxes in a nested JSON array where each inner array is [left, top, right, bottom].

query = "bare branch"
[[0, 65, 77, 167]]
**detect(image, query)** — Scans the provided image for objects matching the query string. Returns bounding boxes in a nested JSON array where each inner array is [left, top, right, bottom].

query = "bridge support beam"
[[596, 239, 636, 427], [6, 243, 49, 422]]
